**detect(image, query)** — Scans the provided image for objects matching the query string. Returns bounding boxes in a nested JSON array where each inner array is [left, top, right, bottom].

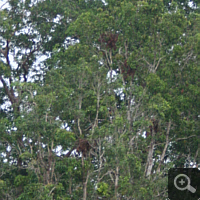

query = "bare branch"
[[173, 135, 196, 142], [154, 56, 165, 72], [0, 1, 8, 9], [142, 57, 152, 68]]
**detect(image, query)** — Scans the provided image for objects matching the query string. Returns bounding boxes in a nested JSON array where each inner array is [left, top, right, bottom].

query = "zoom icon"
[[174, 174, 196, 193], [168, 168, 200, 200]]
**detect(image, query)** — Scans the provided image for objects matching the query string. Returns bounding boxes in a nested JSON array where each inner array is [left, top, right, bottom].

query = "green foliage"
[[97, 182, 110, 197], [0, 0, 200, 199]]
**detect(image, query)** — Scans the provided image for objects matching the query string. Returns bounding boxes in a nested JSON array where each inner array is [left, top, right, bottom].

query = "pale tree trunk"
[[77, 78, 83, 136], [92, 77, 100, 135], [145, 129, 155, 177], [127, 96, 131, 123], [127, 79, 133, 133], [115, 166, 119, 200], [78, 97, 82, 135], [69, 177, 72, 195], [81, 152, 90, 200], [156, 120, 171, 173], [83, 170, 90, 200], [195, 151, 199, 168]]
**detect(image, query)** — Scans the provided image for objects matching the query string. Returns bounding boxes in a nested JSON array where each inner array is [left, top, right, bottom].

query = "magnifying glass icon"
[[174, 174, 196, 193]]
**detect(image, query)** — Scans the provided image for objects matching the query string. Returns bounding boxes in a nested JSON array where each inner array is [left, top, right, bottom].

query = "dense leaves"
[[0, 0, 200, 199]]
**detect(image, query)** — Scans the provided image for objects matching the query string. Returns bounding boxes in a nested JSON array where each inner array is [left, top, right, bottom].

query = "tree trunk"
[[115, 166, 119, 200], [145, 130, 155, 177], [83, 171, 89, 200], [69, 177, 72, 195], [156, 120, 171, 173]]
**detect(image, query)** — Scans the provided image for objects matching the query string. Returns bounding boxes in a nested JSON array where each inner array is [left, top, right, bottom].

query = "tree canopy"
[[0, 0, 200, 199]]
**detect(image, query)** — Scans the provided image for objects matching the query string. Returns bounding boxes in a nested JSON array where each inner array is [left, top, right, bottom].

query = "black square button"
[[168, 168, 200, 200]]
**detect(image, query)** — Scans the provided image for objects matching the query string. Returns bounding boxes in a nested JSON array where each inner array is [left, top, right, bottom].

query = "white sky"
[[0, 0, 9, 9]]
